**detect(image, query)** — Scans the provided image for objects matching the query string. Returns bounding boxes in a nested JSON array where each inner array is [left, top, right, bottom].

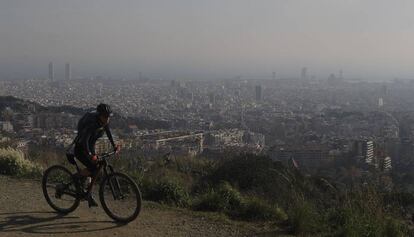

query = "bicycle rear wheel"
[[99, 172, 142, 223], [42, 165, 80, 214]]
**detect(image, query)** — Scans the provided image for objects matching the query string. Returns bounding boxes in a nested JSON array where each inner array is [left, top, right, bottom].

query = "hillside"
[[0, 175, 286, 237], [0, 95, 170, 130]]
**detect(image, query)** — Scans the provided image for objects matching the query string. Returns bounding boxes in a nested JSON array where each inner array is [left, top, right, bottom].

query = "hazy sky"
[[1, 0, 414, 80]]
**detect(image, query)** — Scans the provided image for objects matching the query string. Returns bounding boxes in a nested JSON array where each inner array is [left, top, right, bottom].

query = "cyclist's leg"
[[74, 146, 99, 188], [74, 147, 100, 207], [75, 146, 98, 176]]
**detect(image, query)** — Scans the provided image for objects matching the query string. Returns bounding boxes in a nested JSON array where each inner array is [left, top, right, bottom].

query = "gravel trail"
[[0, 176, 283, 237]]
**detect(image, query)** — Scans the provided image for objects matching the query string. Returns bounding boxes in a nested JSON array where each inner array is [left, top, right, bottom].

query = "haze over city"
[[5, 1, 414, 235], [2, 0, 414, 80]]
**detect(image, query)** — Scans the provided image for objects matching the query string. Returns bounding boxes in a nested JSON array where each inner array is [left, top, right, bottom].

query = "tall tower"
[[378, 98, 384, 108], [272, 71, 276, 80], [381, 84, 387, 97], [48, 62, 54, 81], [65, 63, 71, 80], [301, 67, 307, 80], [378, 84, 387, 109], [255, 85, 262, 101]]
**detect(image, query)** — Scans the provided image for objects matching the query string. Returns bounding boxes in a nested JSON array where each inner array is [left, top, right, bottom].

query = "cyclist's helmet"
[[97, 103, 113, 117]]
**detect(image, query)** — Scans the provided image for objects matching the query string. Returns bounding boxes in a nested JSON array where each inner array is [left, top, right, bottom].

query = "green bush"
[[0, 148, 42, 178], [384, 218, 409, 237], [192, 182, 242, 212], [208, 154, 282, 191], [287, 199, 323, 235], [193, 183, 287, 222], [143, 179, 190, 207], [128, 170, 144, 187], [235, 197, 288, 222], [205, 153, 297, 205], [335, 207, 382, 237], [192, 189, 227, 212], [332, 207, 409, 237], [217, 182, 243, 210], [328, 189, 409, 237]]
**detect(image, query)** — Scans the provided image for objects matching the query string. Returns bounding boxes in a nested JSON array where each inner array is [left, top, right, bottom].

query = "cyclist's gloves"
[[114, 144, 121, 155], [91, 154, 98, 163]]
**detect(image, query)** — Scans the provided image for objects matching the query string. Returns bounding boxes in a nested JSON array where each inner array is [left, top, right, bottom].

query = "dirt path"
[[0, 176, 285, 237]]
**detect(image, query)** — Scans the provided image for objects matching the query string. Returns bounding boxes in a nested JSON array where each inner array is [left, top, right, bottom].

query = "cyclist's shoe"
[[88, 194, 99, 208]]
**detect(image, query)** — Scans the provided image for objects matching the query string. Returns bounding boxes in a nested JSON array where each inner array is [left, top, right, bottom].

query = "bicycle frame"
[[67, 151, 120, 199], [96, 152, 123, 200]]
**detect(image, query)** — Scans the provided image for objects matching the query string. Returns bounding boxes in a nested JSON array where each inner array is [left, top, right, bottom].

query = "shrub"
[[384, 218, 409, 237], [193, 182, 287, 222], [208, 154, 280, 191], [192, 189, 227, 212], [383, 192, 414, 209], [328, 188, 409, 237], [128, 170, 144, 187], [217, 182, 243, 210], [332, 208, 408, 237], [144, 179, 190, 207], [205, 153, 296, 204], [0, 147, 42, 178], [234, 197, 288, 222], [192, 182, 242, 212], [334, 207, 383, 237], [287, 199, 323, 235]]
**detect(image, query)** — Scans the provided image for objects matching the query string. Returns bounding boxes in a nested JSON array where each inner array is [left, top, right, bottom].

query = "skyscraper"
[[301, 67, 307, 80], [48, 62, 54, 81], [378, 98, 384, 108], [255, 85, 262, 101], [272, 71, 276, 80], [381, 84, 387, 96], [354, 140, 375, 165], [65, 63, 71, 80]]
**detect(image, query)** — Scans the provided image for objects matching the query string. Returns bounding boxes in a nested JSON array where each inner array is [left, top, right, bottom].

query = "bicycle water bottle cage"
[[66, 153, 76, 165]]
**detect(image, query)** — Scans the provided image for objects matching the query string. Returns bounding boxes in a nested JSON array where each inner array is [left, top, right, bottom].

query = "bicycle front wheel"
[[42, 165, 80, 214], [99, 172, 142, 223]]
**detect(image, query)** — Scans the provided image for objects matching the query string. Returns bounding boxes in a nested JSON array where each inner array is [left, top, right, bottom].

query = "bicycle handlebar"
[[97, 151, 117, 162]]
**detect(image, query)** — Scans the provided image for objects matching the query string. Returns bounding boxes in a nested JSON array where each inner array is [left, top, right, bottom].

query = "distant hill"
[[0, 96, 86, 115], [0, 96, 39, 112], [0, 96, 171, 130]]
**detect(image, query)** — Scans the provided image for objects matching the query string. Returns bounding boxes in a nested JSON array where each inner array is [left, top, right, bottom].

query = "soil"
[[0, 175, 287, 237]]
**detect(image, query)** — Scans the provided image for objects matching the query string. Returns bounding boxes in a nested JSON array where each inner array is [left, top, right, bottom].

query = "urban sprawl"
[[2, 65, 414, 176]]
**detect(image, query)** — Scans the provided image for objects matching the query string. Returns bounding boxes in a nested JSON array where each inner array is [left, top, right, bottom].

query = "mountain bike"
[[42, 151, 142, 223]]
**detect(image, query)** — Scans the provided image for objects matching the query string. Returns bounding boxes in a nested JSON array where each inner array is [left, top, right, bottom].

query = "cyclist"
[[73, 103, 120, 207]]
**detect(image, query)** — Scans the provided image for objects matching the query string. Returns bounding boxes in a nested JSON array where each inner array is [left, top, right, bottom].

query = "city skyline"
[[14, 62, 358, 81]]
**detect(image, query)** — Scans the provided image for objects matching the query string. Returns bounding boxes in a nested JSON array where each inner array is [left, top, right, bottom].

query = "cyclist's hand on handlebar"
[[114, 144, 121, 155], [91, 154, 99, 164]]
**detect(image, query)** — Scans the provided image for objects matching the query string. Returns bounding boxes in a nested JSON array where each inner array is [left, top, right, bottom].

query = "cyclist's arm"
[[105, 125, 116, 149], [78, 125, 96, 157]]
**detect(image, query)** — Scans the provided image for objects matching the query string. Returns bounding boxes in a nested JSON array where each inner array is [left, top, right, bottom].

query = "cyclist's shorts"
[[74, 145, 98, 174]]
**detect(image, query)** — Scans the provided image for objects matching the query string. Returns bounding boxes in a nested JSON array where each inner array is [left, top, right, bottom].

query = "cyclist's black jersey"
[[75, 111, 115, 156]]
